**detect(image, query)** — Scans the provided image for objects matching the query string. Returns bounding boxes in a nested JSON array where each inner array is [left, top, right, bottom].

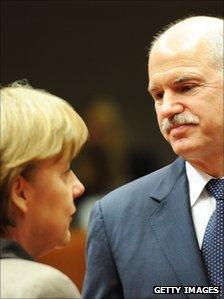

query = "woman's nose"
[[73, 176, 85, 199]]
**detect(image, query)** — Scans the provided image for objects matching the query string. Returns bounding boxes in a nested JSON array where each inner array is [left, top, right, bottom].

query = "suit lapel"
[[149, 159, 211, 299]]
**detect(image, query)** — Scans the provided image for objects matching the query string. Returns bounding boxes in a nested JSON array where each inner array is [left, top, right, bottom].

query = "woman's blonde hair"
[[0, 81, 88, 232]]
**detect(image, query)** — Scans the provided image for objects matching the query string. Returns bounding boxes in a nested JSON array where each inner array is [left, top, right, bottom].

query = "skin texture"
[[9, 155, 85, 258], [148, 17, 223, 177]]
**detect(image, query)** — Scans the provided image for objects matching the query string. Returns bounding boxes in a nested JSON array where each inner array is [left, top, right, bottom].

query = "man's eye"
[[154, 92, 164, 100], [180, 85, 194, 92]]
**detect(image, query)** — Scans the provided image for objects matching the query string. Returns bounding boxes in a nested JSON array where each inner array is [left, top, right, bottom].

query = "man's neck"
[[186, 155, 224, 178]]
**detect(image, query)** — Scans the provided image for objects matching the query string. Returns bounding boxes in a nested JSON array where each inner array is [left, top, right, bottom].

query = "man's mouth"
[[169, 123, 191, 130], [168, 123, 197, 136]]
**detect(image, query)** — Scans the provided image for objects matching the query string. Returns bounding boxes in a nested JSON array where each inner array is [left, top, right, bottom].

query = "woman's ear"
[[10, 176, 29, 214]]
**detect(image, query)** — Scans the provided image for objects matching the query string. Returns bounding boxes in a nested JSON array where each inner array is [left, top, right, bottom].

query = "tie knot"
[[206, 179, 224, 200]]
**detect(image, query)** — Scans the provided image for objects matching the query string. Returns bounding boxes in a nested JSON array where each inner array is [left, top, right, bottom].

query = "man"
[[83, 16, 223, 299]]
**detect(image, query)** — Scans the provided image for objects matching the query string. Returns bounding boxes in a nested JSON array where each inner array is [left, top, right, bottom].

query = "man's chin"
[[170, 138, 196, 158]]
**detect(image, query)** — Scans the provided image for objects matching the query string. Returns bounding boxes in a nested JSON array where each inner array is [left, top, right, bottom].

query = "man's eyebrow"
[[148, 75, 199, 93], [173, 76, 194, 85]]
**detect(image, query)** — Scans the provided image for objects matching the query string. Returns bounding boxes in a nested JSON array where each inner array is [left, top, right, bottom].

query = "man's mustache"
[[161, 113, 200, 133]]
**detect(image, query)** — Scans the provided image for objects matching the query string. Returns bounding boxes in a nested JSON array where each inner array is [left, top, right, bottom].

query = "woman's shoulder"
[[1, 258, 80, 298]]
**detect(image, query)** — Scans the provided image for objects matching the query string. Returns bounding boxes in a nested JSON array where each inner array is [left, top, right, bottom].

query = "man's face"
[[23, 155, 85, 254], [148, 41, 223, 162]]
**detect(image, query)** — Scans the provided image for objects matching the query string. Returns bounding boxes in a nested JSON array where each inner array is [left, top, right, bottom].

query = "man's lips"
[[168, 123, 197, 136]]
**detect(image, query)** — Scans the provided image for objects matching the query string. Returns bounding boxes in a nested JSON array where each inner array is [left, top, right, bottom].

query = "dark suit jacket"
[[83, 158, 211, 299]]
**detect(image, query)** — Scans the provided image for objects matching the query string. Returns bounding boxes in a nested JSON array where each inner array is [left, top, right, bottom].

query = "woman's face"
[[22, 155, 85, 255]]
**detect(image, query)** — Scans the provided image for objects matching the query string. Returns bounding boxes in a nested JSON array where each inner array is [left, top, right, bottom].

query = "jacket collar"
[[148, 158, 211, 298], [0, 238, 33, 260], [148, 157, 186, 201]]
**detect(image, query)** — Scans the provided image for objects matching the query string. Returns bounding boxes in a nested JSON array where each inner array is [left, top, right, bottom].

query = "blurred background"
[[1, 0, 223, 292]]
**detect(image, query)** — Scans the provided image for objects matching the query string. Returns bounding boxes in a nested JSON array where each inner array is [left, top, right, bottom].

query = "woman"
[[0, 81, 88, 298]]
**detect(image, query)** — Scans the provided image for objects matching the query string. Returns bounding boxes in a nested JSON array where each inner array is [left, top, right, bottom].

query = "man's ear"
[[10, 176, 29, 214]]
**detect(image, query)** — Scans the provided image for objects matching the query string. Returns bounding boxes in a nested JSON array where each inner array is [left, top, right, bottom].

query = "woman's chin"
[[53, 230, 71, 250]]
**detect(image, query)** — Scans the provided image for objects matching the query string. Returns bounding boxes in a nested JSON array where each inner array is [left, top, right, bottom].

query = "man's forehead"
[[148, 18, 221, 72], [149, 35, 207, 69], [154, 34, 202, 59], [147, 39, 210, 83]]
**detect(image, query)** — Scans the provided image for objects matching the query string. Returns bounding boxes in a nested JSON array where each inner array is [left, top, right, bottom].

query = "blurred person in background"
[[74, 96, 159, 229], [83, 16, 223, 299], [78, 97, 129, 195], [0, 81, 88, 298], [74, 97, 129, 229]]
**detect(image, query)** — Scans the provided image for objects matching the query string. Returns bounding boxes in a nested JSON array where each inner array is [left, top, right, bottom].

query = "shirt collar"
[[185, 162, 213, 208]]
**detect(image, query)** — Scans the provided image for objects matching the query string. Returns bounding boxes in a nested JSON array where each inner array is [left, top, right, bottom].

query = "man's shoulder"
[[99, 157, 185, 210]]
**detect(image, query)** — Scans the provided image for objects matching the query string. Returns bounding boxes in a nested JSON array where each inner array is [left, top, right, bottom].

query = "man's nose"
[[72, 176, 85, 199], [161, 92, 184, 119]]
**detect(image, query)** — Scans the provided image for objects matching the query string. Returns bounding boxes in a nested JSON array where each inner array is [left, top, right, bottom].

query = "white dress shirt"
[[185, 162, 216, 249]]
